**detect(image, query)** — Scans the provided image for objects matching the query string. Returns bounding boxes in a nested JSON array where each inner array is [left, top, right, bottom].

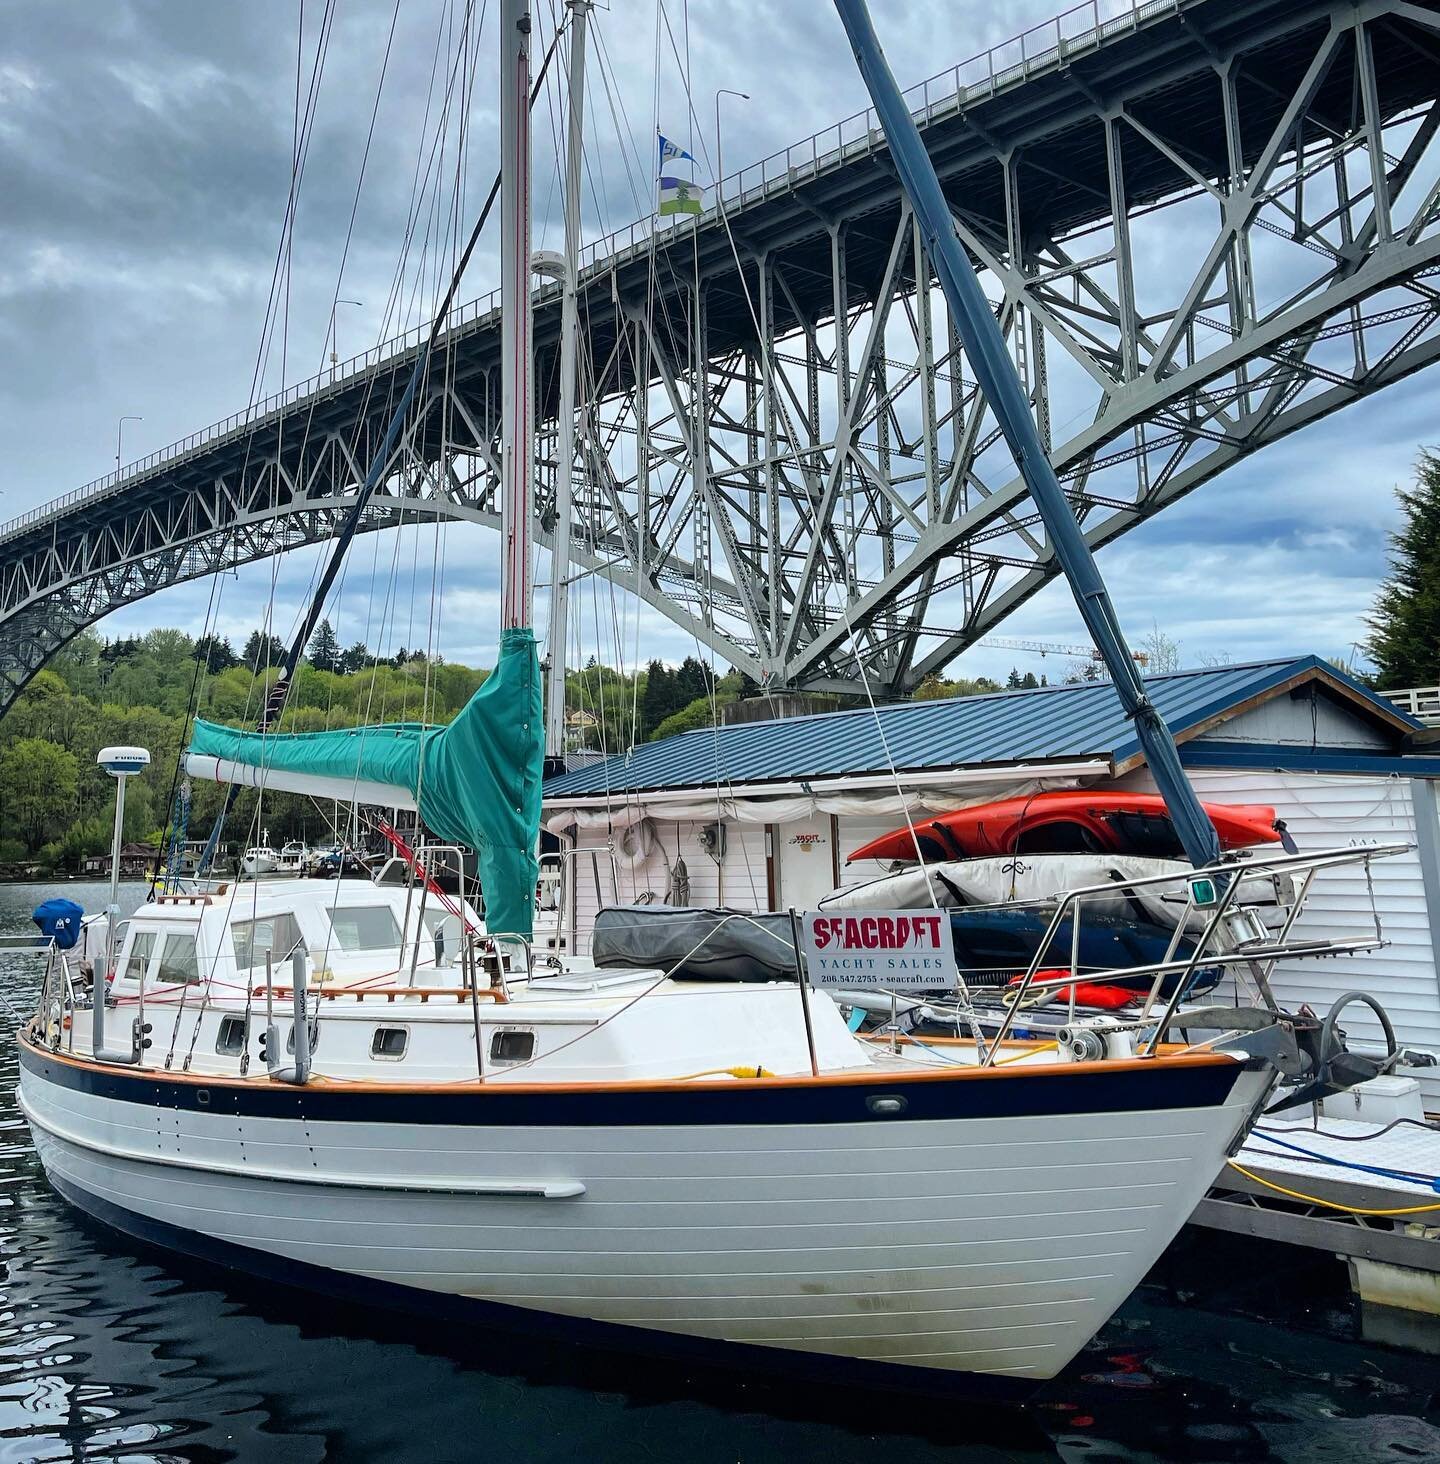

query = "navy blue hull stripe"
[[18, 1036, 1242, 1126], [46, 1169, 1039, 1401]]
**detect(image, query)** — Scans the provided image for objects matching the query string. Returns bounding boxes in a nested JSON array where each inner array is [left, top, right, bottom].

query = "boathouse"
[[542, 655, 1440, 1102]]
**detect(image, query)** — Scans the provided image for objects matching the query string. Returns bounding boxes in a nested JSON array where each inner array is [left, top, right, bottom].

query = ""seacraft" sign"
[[799, 910, 958, 992]]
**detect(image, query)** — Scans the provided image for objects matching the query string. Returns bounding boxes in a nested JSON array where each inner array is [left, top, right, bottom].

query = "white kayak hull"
[[822, 853, 1292, 938]]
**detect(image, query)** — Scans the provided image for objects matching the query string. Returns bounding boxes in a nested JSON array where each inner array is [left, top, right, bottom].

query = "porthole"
[[370, 1026, 409, 1061], [215, 1015, 247, 1057], [489, 1028, 535, 1065]]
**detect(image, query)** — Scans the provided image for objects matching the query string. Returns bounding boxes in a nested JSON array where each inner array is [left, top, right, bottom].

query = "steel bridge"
[[4, 0, 1440, 709]]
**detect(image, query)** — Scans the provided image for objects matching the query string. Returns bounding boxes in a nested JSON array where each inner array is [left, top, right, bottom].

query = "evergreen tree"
[[307, 619, 343, 673], [674, 655, 713, 705], [243, 630, 286, 670], [1020, 671, 1039, 690], [1368, 452, 1440, 687], [192, 634, 238, 672], [640, 660, 674, 737], [339, 641, 372, 675], [1006, 667, 1023, 689]]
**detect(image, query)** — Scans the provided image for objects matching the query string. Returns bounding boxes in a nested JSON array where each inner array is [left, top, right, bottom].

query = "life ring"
[[612, 819, 655, 872]]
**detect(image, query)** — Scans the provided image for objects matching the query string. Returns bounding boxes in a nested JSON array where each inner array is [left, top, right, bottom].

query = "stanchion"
[[788, 908, 819, 1078]]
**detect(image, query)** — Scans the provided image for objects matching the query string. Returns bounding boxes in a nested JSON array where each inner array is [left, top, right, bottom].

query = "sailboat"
[[16, 0, 1379, 1398]]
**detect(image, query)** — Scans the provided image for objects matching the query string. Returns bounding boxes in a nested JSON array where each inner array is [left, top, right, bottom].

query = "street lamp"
[[714, 89, 749, 213], [115, 415, 142, 477], [93, 745, 150, 1062], [329, 298, 364, 380]]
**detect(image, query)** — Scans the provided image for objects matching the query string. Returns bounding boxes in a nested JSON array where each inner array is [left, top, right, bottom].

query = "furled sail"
[[186, 628, 543, 938]]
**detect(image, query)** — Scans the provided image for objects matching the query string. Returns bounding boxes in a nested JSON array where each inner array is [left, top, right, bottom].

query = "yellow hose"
[[1225, 1159, 1440, 1216], [993, 1041, 1059, 1066], [672, 1065, 775, 1081]]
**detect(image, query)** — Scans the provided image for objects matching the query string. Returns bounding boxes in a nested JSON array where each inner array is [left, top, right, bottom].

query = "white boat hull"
[[18, 1043, 1266, 1390]]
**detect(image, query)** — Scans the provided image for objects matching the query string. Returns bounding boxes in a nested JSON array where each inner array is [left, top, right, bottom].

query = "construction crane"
[[978, 637, 1150, 667]]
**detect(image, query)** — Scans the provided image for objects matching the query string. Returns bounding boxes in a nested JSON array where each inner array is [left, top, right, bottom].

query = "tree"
[[243, 630, 286, 670], [1368, 451, 1440, 687], [0, 739, 79, 851], [652, 692, 736, 740], [340, 641, 372, 674], [1140, 622, 1183, 674], [640, 660, 674, 738], [674, 656, 714, 705], [913, 674, 1003, 701], [192, 634, 238, 672], [1006, 667, 1023, 689], [307, 619, 343, 673]]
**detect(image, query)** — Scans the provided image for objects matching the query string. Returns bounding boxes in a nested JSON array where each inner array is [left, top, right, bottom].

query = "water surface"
[[1, 881, 1436, 1462]]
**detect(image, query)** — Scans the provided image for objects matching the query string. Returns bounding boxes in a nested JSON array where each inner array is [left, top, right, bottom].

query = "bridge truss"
[[2, 0, 1440, 710]]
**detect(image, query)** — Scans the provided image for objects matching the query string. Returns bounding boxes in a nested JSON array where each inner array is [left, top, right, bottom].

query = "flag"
[[659, 176, 703, 216], [658, 133, 695, 167]]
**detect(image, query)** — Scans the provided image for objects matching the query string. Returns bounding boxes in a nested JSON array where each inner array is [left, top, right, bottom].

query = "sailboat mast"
[[830, 0, 1222, 870], [544, 0, 590, 760], [500, 0, 534, 632]]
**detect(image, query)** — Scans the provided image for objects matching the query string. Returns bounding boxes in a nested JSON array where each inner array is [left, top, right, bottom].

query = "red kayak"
[[847, 790, 1282, 864]]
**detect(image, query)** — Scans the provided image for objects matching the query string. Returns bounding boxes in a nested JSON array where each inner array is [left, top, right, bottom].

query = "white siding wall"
[[1203, 697, 1391, 749], [835, 815, 911, 887], [1119, 766, 1440, 1104], [565, 812, 926, 943], [564, 822, 769, 953]]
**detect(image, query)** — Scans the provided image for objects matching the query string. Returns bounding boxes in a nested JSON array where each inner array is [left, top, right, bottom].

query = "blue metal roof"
[[543, 656, 1421, 799]]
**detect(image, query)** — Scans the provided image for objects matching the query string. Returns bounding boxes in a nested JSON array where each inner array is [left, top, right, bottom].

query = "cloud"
[[3, 0, 1435, 685]]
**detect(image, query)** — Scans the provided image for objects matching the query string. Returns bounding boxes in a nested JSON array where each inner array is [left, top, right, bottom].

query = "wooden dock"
[[1191, 1115, 1440, 1332]]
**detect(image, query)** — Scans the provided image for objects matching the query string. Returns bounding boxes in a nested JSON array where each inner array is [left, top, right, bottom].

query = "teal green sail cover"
[[189, 628, 544, 939]]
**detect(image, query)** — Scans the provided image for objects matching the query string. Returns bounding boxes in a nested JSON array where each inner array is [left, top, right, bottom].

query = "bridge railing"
[[1383, 686, 1440, 727], [0, 0, 1177, 549]]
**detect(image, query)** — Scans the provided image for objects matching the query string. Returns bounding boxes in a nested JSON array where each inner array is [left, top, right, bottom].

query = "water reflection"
[[0, 881, 1435, 1462]]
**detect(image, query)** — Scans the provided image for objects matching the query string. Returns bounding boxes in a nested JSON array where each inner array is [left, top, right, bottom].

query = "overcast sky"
[[1, 0, 1431, 684]]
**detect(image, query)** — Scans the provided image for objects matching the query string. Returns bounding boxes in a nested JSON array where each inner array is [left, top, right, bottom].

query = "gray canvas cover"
[[592, 906, 798, 981]]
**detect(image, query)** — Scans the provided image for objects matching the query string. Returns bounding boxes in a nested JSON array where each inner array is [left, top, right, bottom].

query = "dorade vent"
[[216, 1015, 247, 1057], [370, 1026, 409, 1061], [489, 1028, 535, 1065]]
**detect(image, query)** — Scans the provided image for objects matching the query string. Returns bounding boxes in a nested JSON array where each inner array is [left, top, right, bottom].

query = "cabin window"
[[370, 1026, 409, 1060], [327, 906, 402, 954], [489, 1028, 535, 1065], [155, 932, 200, 985], [232, 913, 307, 972], [286, 1018, 320, 1055], [116, 929, 157, 983], [216, 1015, 247, 1056]]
